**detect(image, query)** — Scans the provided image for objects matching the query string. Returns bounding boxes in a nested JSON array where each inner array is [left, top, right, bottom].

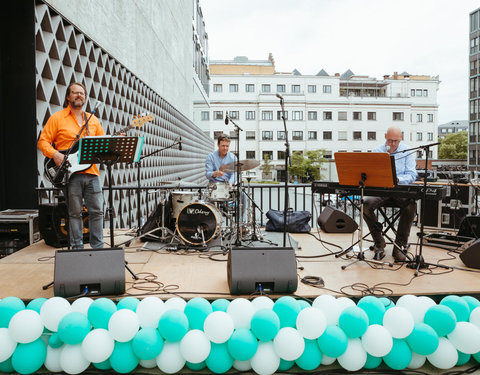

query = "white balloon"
[[156, 341, 186, 374], [336, 297, 356, 313], [273, 327, 305, 361], [233, 359, 252, 371], [361, 324, 393, 357], [396, 295, 426, 323], [137, 297, 165, 328], [427, 337, 458, 369], [250, 341, 280, 375], [338, 338, 367, 371], [203, 311, 234, 344], [408, 352, 426, 369], [108, 309, 140, 342], [470, 306, 480, 328], [383, 307, 414, 339], [45, 345, 63, 372], [40, 297, 72, 332], [448, 322, 480, 354], [312, 295, 341, 325], [60, 344, 91, 374], [71, 298, 93, 316], [296, 307, 327, 339], [164, 297, 186, 312], [252, 296, 274, 311], [81, 328, 114, 363], [0, 328, 17, 362], [418, 296, 436, 311], [139, 358, 158, 368], [321, 354, 336, 365], [179, 329, 211, 364], [227, 298, 255, 329], [8, 309, 43, 344]]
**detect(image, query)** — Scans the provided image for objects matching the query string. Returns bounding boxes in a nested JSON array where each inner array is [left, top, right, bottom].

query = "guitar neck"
[[112, 125, 132, 136]]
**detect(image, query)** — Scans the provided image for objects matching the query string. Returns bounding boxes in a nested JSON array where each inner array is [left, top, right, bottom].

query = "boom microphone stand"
[[277, 94, 290, 247]]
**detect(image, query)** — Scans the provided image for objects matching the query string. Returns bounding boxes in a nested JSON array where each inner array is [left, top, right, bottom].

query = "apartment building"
[[469, 7, 480, 169]]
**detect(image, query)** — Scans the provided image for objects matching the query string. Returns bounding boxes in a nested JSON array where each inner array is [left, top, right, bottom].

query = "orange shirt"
[[38, 105, 105, 176]]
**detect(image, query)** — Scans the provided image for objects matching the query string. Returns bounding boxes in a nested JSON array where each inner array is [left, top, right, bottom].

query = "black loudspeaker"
[[318, 206, 358, 233], [54, 248, 126, 297], [227, 247, 298, 294], [460, 238, 480, 269], [39, 203, 89, 248], [458, 215, 480, 238]]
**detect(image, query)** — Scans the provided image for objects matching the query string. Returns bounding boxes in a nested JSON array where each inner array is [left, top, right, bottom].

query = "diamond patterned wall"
[[35, 1, 213, 228]]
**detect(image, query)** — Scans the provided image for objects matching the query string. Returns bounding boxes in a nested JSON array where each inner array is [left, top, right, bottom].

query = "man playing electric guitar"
[[38, 82, 105, 250]]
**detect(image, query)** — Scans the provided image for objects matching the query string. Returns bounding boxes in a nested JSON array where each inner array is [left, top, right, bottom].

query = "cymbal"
[[161, 179, 197, 187], [220, 160, 260, 173]]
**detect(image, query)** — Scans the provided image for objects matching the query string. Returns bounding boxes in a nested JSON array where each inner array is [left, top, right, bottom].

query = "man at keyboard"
[[363, 126, 417, 262]]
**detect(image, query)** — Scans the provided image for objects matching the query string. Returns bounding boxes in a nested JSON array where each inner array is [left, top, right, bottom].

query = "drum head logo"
[[186, 208, 210, 216]]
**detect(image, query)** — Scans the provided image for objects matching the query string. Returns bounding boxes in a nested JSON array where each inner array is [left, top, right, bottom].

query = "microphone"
[[225, 112, 229, 125], [178, 136, 182, 151], [91, 100, 104, 113], [386, 145, 390, 152], [276, 93, 284, 100]]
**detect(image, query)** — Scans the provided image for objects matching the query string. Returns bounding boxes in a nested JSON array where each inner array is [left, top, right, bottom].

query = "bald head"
[[385, 126, 403, 153]]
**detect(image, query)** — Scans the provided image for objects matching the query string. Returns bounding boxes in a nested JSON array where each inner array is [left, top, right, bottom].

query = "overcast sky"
[[200, 0, 479, 125]]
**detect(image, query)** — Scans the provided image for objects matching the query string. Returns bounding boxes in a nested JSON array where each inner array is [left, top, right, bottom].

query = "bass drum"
[[176, 202, 222, 245]]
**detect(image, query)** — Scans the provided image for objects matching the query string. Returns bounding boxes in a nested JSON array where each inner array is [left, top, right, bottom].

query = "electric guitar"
[[44, 114, 153, 187]]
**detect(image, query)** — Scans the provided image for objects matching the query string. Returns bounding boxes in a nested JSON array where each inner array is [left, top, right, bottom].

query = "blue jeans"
[[67, 174, 104, 249]]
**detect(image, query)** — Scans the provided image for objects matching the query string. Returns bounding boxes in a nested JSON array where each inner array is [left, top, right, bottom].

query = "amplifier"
[[0, 210, 40, 255]]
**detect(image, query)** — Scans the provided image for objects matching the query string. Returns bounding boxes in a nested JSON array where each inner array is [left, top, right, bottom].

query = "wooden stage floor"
[[1, 226, 479, 301]]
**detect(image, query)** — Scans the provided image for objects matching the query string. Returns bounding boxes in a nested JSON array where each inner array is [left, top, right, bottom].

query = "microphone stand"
[[277, 95, 290, 247]]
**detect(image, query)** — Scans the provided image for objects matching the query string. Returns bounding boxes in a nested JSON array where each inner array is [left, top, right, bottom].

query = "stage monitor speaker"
[[227, 247, 297, 294], [460, 238, 480, 269], [54, 248, 125, 297], [318, 206, 358, 233], [458, 215, 480, 239]]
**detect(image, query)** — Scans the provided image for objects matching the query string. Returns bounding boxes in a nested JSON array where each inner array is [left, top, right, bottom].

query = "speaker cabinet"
[[54, 248, 125, 297], [227, 247, 298, 294], [458, 215, 480, 238], [460, 238, 480, 269], [318, 206, 358, 233]]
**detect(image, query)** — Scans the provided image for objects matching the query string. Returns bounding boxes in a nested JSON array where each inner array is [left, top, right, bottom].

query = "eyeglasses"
[[71, 91, 85, 96], [386, 139, 401, 144]]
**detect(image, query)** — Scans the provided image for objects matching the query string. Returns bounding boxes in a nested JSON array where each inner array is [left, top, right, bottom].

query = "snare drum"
[[171, 191, 199, 219], [176, 202, 222, 245], [208, 182, 232, 202]]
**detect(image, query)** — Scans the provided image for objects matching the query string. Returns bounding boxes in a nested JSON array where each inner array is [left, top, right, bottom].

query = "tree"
[[438, 131, 467, 159], [260, 154, 272, 179], [289, 149, 326, 182]]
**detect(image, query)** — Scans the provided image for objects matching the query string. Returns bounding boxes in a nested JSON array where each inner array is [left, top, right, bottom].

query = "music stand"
[[334, 152, 395, 269], [79, 135, 144, 280]]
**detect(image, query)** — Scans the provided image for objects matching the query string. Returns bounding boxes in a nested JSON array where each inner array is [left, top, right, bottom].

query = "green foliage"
[[438, 131, 467, 159], [260, 154, 272, 177], [288, 150, 326, 182]]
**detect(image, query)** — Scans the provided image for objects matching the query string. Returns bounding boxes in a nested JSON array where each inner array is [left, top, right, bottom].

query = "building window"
[[214, 111, 223, 120], [393, 112, 404, 121], [291, 85, 301, 93], [367, 131, 376, 140], [353, 131, 362, 140], [292, 131, 303, 140], [229, 111, 239, 119], [292, 111, 303, 121], [416, 89, 422, 97], [213, 84, 222, 92], [423, 89, 428, 97], [277, 84, 285, 93], [323, 85, 332, 93], [338, 131, 347, 141], [417, 114, 423, 122], [308, 85, 316, 93], [246, 131, 256, 140], [246, 151, 255, 159], [201, 111, 209, 121], [417, 132, 423, 141], [411, 89, 415, 97], [308, 131, 317, 140], [308, 111, 317, 120], [262, 111, 273, 120], [427, 132, 433, 141], [338, 111, 347, 121], [213, 131, 223, 140], [367, 112, 376, 120], [323, 131, 332, 140], [323, 111, 332, 120], [262, 84, 271, 93], [262, 131, 273, 140], [428, 114, 434, 122], [229, 84, 238, 93], [417, 150, 423, 158], [277, 131, 286, 140], [246, 111, 256, 120], [262, 151, 273, 160], [245, 84, 255, 92], [277, 151, 285, 160], [353, 112, 362, 120], [277, 111, 288, 120], [324, 151, 332, 159]]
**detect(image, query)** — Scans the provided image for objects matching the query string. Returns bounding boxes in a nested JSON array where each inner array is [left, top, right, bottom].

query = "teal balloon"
[[364, 353, 382, 369], [205, 343, 233, 374], [11, 338, 47, 375], [0, 357, 14, 373], [406, 322, 439, 355], [93, 359, 112, 370], [440, 295, 470, 322], [473, 350, 480, 363], [57, 311, 91, 345], [186, 361, 206, 370], [278, 358, 295, 371], [272, 296, 301, 328], [457, 351, 471, 366], [211, 299, 230, 312], [157, 309, 189, 342], [110, 341, 139, 374], [0, 297, 25, 328], [462, 296, 480, 313], [357, 296, 385, 325], [298, 300, 311, 310], [227, 329, 258, 361], [26, 298, 47, 314], [184, 297, 212, 330], [88, 298, 117, 329], [317, 325, 348, 358], [48, 332, 64, 349], [338, 306, 369, 338], [378, 297, 395, 311], [383, 338, 412, 370], [424, 305, 456, 336], [117, 297, 140, 312], [295, 339, 322, 371], [250, 309, 280, 341], [132, 327, 164, 360]]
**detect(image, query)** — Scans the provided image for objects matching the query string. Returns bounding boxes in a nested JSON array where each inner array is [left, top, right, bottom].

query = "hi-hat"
[[220, 160, 260, 173]]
